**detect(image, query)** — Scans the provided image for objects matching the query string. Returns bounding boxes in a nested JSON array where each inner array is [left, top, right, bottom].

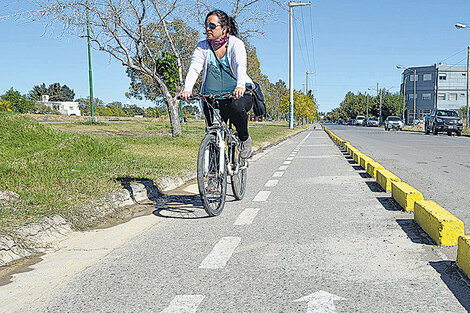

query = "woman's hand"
[[233, 87, 245, 99], [180, 91, 192, 101]]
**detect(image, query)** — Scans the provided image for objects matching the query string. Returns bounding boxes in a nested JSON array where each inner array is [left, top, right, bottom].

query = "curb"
[[414, 200, 465, 246], [0, 181, 157, 267], [457, 236, 470, 279], [376, 169, 401, 192], [391, 181, 424, 212], [366, 161, 384, 179], [321, 124, 470, 278]]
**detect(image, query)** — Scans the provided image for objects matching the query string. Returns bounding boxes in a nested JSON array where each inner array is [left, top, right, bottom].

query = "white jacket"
[[183, 35, 254, 93]]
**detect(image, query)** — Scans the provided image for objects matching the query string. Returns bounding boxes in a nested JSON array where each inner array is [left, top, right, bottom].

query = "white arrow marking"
[[161, 295, 204, 313], [294, 291, 346, 313]]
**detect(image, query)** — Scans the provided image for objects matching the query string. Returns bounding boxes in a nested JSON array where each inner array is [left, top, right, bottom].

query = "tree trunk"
[[167, 98, 182, 136]]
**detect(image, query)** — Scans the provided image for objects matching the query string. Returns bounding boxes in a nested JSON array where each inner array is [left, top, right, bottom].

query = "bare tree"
[[14, 0, 284, 136]]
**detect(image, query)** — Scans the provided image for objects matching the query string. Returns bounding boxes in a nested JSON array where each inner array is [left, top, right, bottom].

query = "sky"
[[2, 0, 470, 113]]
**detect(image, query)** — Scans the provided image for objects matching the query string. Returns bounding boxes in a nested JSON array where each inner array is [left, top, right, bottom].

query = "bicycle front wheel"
[[231, 144, 247, 200], [197, 133, 227, 216]]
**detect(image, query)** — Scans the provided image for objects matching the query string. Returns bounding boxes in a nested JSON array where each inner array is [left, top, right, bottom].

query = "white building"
[[39, 95, 81, 116]]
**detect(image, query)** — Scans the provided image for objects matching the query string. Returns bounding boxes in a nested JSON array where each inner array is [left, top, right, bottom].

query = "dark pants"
[[203, 93, 253, 141]]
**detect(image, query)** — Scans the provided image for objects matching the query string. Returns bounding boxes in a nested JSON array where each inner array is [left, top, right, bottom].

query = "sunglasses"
[[205, 22, 221, 30]]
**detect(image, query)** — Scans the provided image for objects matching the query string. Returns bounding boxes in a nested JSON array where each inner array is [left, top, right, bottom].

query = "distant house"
[[39, 95, 81, 116]]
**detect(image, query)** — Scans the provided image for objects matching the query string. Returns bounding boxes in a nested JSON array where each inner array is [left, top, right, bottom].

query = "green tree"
[[29, 82, 75, 101], [76, 97, 105, 116], [1, 88, 35, 113]]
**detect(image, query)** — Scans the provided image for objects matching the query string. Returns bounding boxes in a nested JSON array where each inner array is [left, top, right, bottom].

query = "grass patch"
[[0, 113, 306, 231]]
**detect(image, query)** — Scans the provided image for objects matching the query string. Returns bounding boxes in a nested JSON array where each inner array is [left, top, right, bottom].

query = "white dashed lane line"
[[199, 237, 241, 269], [273, 171, 284, 177], [283, 161, 291, 165], [161, 295, 205, 313], [264, 179, 279, 187], [253, 190, 271, 202], [278, 165, 288, 170], [286, 157, 294, 160], [234, 208, 260, 225]]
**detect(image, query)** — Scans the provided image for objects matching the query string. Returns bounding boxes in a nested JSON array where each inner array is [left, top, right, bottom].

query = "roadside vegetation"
[[0, 112, 307, 232], [325, 90, 403, 122]]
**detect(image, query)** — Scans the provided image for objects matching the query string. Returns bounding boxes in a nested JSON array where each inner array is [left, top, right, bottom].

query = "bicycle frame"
[[179, 92, 250, 177]]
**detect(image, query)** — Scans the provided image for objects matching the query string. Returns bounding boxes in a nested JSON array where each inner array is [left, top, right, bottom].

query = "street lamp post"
[[397, 65, 417, 125], [367, 87, 378, 120], [288, 2, 311, 129], [306, 71, 314, 94], [455, 23, 470, 128]]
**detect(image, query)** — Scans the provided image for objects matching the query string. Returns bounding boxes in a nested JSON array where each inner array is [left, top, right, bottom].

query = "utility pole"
[[289, 2, 311, 129], [413, 69, 417, 125], [467, 46, 470, 128], [306, 71, 314, 94], [86, 0, 94, 119], [366, 93, 369, 118], [377, 82, 383, 124]]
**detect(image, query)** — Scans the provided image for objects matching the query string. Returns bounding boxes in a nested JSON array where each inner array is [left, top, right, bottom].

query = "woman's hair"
[[205, 10, 239, 37]]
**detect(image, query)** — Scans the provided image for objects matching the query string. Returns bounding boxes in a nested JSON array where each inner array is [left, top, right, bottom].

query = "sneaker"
[[240, 136, 252, 159]]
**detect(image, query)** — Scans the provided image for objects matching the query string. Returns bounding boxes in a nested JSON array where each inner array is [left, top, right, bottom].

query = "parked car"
[[354, 115, 366, 126], [424, 109, 463, 136], [384, 116, 403, 131], [366, 117, 379, 127]]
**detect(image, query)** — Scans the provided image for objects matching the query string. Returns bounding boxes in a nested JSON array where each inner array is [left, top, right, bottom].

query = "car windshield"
[[437, 110, 458, 117], [387, 117, 401, 121], [369, 117, 378, 121]]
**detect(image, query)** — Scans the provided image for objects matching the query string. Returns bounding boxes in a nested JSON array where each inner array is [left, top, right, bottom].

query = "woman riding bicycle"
[[180, 9, 254, 159]]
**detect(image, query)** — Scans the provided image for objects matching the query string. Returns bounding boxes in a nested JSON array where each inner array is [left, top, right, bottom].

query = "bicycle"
[[178, 92, 250, 216]]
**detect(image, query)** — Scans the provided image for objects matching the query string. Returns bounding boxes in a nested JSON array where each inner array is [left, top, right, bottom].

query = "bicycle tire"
[[230, 143, 247, 200], [197, 133, 227, 216]]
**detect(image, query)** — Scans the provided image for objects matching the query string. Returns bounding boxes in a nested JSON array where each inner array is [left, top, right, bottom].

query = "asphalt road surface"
[[1, 126, 470, 312], [327, 124, 470, 232]]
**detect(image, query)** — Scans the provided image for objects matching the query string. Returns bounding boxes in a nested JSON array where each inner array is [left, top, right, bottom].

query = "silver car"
[[384, 116, 403, 131], [366, 117, 379, 127]]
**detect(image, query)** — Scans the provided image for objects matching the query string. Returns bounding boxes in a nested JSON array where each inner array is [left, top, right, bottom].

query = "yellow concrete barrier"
[[353, 151, 364, 164], [359, 155, 374, 170], [376, 169, 401, 192], [457, 236, 470, 279], [348, 147, 358, 157], [414, 200, 465, 246], [391, 181, 424, 211], [366, 161, 384, 178]]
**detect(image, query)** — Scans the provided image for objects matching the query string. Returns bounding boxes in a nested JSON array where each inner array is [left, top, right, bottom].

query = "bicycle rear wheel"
[[197, 133, 227, 216], [230, 144, 247, 200]]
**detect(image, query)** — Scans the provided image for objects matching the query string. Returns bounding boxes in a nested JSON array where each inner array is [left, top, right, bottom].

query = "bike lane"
[[3, 126, 469, 312]]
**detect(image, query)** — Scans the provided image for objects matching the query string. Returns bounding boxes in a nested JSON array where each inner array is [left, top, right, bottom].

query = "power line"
[[294, 11, 308, 74], [301, 7, 312, 70], [440, 47, 467, 63], [309, 4, 317, 96]]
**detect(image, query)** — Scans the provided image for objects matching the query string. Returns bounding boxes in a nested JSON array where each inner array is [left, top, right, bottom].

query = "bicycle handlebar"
[[177, 90, 253, 102]]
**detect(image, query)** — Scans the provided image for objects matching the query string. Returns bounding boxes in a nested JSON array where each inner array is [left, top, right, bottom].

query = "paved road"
[[327, 124, 470, 231], [1, 127, 470, 312]]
